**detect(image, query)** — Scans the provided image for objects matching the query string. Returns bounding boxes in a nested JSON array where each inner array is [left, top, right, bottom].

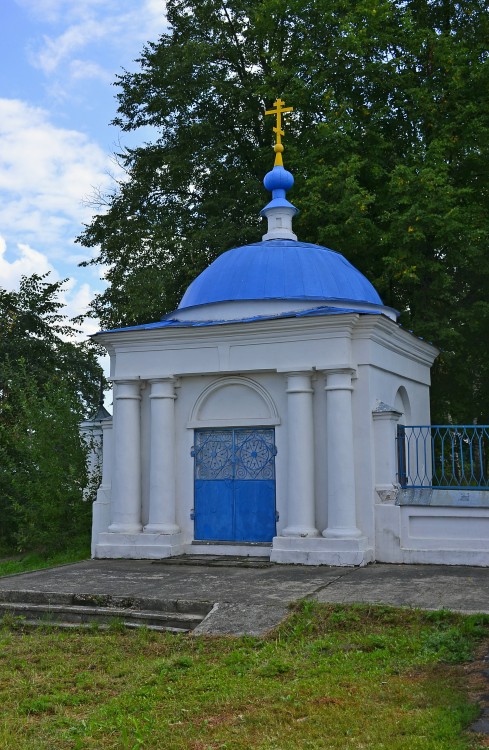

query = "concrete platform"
[[0, 558, 488, 635]]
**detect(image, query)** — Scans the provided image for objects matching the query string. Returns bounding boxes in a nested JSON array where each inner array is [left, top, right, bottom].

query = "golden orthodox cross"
[[265, 97, 293, 166]]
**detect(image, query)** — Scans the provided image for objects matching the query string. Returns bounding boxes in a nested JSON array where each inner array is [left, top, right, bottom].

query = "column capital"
[[285, 371, 314, 394], [113, 379, 141, 400], [372, 410, 402, 422], [277, 368, 314, 374], [323, 367, 356, 392], [317, 365, 356, 375], [372, 401, 402, 422], [322, 366, 356, 377], [148, 378, 177, 400]]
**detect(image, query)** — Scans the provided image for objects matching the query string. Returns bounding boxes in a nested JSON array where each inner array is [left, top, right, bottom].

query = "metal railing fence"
[[397, 425, 489, 490]]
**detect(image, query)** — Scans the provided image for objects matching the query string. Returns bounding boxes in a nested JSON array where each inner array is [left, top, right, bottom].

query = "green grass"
[[0, 602, 488, 749], [0, 540, 89, 577]]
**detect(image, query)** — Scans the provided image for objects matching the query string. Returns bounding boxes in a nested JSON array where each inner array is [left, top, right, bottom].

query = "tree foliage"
[[78, 0, 489, 422], [0, 275, 103, 551], [0, 274, 102, 410], [0, 363, 93, 552]]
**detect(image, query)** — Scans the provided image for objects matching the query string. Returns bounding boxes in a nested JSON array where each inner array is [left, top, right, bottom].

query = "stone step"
[[4, 620, 190, 633], [0, 589, 212, 614], [0, 590, 212, 633], [153, 554, 272, 567]]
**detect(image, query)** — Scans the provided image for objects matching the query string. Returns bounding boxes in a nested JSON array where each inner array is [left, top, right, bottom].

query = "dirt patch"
[[312, 696, 345, 706], [465, 639, 489, 740]]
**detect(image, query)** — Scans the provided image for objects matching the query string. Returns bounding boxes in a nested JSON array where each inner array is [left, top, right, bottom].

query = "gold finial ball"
[[274, 143, 284, 153]]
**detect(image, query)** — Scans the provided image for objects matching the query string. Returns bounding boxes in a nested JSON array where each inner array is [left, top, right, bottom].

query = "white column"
[[323, 369, 361, 538], [144, 378, 180, 534], [108, 380, 142, 533], [282, 372, 319, 537]]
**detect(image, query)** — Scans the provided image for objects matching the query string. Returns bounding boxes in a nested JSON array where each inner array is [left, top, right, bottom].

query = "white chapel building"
[[89, 102, 482, 566]]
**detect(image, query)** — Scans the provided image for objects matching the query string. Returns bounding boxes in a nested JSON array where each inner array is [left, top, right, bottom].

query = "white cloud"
[[0, 98, 118, 253], [23, 0, 168, 79], [0, 96, 114, 344], [34, 20, 106, 75], [0, 234, 102, 340], [0, 236, 55, 288], [69, 59, 113, 83], [16, 0, 120, 25], [62, 282, 100, 336]]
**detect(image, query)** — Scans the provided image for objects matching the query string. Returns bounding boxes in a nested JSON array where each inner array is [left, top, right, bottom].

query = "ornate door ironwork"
[[192, 428, 277, 542]]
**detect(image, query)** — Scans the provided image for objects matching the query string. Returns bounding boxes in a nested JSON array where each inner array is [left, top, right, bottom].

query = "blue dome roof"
[[178, 240, 383, 310]]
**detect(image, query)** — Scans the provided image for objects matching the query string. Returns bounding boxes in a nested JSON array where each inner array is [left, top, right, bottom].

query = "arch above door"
[[188, 376, 280, 428]]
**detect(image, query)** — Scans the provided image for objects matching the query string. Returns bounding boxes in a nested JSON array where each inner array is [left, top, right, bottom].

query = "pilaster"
[[372, 402, 402, 503]]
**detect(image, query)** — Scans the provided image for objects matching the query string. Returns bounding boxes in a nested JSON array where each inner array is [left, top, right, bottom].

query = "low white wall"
[[375, 503, 489, 566]]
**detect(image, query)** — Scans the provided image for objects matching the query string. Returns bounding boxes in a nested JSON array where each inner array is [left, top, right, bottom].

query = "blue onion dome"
[[263, 165, 294, 193]]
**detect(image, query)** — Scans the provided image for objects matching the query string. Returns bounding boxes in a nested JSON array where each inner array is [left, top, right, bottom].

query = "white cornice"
[[94, 313, 438, 376], [353, 316, 439, 367], [93, 313, 361, 351]]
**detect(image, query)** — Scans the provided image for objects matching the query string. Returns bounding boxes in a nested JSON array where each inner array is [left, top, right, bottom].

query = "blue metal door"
[[193, 428, 276, 542]]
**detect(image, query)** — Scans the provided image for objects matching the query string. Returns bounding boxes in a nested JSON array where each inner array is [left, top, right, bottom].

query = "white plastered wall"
[[366, 345, 489, 565], [94, 313, 489, 565]]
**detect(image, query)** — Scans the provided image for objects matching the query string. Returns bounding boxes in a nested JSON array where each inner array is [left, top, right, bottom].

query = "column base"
[[143, 523, 181, 535], [108, 522, 142, 534], [281, 525, 320, 538], [322, 527, 362, 539], [94, 532, 185, 559], [270, 536, 374, 566]]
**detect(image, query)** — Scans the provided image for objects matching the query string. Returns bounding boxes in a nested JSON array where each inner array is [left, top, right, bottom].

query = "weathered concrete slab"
[[1, 559, 489, 635], [0, 559, 349, 607], [194, 602, 289, 636], [313, 564, 489, 613]]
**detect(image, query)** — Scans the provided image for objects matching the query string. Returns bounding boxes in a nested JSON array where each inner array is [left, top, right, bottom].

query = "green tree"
[[0, 275, 103, 551], [78, 0, 489, 423], [0, 274, 101, 409], [0, 363, 92, 551]]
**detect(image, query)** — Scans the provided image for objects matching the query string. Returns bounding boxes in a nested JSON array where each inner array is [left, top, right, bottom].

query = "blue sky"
[[0, 0, 167, 338]]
